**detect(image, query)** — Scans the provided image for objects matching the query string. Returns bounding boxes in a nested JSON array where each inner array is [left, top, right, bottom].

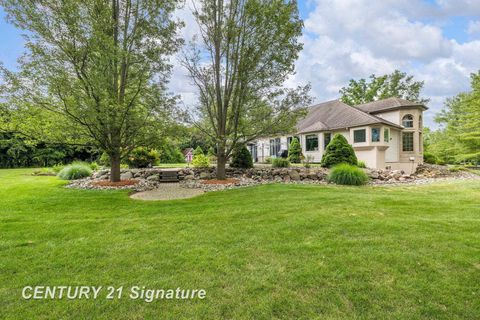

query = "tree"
[[429, 72, 480, 164], [340, 70, 429, 106], [182, 0, 311, 179], [287, 137, 302, 163], [230, 144, 253, 168], [0, 0, 182, 181], [321, 134, 357, 168]]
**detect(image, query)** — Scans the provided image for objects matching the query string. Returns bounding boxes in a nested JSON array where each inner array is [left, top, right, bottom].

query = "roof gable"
[[356, 97, 428, 114], [297, 99, 402, 134]]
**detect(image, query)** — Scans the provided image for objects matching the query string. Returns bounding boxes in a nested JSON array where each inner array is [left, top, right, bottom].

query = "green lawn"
[[1, 169, 479, 319]]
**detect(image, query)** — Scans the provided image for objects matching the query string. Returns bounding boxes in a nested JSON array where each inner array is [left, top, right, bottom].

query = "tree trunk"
[[110, 153, 121, 182], [216, 152, 227, 180]]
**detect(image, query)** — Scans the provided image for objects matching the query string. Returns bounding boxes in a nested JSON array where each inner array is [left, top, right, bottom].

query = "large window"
[[305, 134, 319, 151], [323, 133, 332, 150], [269, 138, 281, 156], [371, 128, 380, 142], [384, 128, 390, 142], [353, 129, 366, 143], [402, 114, 414, 128], [402, 132, 414, 152]]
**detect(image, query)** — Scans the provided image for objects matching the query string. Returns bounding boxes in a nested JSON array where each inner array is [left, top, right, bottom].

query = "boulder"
[[120, 171, 133, 180], [146, 174, 159, 182], [199, 172, 210, 179], [184, 174, 195, 180], [288, 170, 301, 181]]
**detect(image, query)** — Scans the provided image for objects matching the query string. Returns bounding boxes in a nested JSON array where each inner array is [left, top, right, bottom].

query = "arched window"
[[402, 114, 414, 128]]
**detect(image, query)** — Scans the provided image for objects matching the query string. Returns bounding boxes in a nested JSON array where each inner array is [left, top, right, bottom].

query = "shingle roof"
[[356, 97, 428, 114], [296, 100, 403, 134]]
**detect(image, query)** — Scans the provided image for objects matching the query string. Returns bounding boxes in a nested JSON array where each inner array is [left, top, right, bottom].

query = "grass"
[[1, 169, 479, 319]]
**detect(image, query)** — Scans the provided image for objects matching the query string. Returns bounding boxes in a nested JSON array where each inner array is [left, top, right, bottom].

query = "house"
[[183, 148, 194, 163], [252, 97, 427, 173]]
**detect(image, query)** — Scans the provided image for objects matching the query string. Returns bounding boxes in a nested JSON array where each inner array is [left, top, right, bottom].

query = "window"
[[419, 115, 423, 129], [402, 114, 414, 128], [269, 138, 281, 156], [384, 128, 390, 142], [353, 129, 366, 143], [305, 134, 319, 151], [323, 133, 331, 150], [371, 128, 380, 142], [402, 132, 414, 152]]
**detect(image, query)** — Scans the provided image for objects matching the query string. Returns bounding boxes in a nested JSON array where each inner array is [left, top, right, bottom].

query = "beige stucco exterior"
[[253, 106, 425, 174]]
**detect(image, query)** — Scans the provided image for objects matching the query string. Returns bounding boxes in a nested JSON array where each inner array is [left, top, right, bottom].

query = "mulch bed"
[[202, 178, 239, 185], [91, 179, 139, 187]]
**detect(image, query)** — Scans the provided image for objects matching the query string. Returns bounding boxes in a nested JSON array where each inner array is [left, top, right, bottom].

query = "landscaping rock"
[[146, 174, 159, 182], [199, 172, 210, 179], [288, 170, 301, 181], [120, 172, 133, 180]]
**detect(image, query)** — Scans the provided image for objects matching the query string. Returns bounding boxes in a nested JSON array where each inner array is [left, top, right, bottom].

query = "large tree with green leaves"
[[340, 70, 429, 106], [0, 0, 182, 181], [182, 0, 311, 179], [429, 72, 480, 163]]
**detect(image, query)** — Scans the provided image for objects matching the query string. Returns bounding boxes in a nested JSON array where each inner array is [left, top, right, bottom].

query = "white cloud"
[[168, 0, 480, 129], [288, 0, 480, 128], [467, 20, 480, 34]]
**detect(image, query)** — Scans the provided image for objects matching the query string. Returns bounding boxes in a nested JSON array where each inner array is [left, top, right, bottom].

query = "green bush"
[[89, 161, 100, 171], [423, 152, 437, 164], [287, 138, 302, 163], [321, 134, 357, 168], [230, 145, 253, 168], [357, 160, 367, 168], [272, 158, 290, 168], [192, 146, 210, 168], [264, 157, 272, 164], [52, 163, 65, 173], [58, 162, 93, 180], [436, 159, 446, 165], [327, 163, 369, 186], [126, 147, 160, 168], [159, 144, 185, 164]]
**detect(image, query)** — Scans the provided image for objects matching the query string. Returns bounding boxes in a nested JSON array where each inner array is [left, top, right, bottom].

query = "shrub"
[[264, 157, 272, 164], [58, 162, 93, 180], [423, 152, 437, 164], [230, 145, 253, 168], [327, 163, 369, 186], [89, 161, 100, 171], [272, 158, 290, 168], [436, 159, 446, 165], [302, 155, 313, 168], [357, 160, 367, 168], [288, 137, 302, 163], [52, 163, 65, 173], [192, 146, 210, 168], [159, 144, 185, 164], [126, 147, 160, 168], [321, 134, 357, 168]]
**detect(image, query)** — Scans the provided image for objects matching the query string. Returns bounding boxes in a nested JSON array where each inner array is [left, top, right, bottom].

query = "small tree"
[[287, 137, 302, 163], [321, 134, 357, 167], [230, 145, 253, 169]]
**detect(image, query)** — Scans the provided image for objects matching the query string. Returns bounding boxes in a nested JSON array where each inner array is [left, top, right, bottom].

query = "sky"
[[1, 0, 480, 128]]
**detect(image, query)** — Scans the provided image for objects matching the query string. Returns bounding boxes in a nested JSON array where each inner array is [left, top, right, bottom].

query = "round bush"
[[230, 145, 253, 168], [272, 158, 290, 168], [192, 146, 210, 168], [57, 162, 93, 180], [327, 163, 369, 186], [126, 147, 159, 168], [321, 134, 357, 167], [357, 160, 367, 168]]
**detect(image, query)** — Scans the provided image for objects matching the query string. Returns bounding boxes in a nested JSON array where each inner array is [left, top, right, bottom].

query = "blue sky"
[[2, 1, 480, 128]]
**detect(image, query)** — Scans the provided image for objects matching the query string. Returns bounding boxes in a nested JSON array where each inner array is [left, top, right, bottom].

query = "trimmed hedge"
[[327, 163, 369, 186], [321, 134, 357, 167]]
